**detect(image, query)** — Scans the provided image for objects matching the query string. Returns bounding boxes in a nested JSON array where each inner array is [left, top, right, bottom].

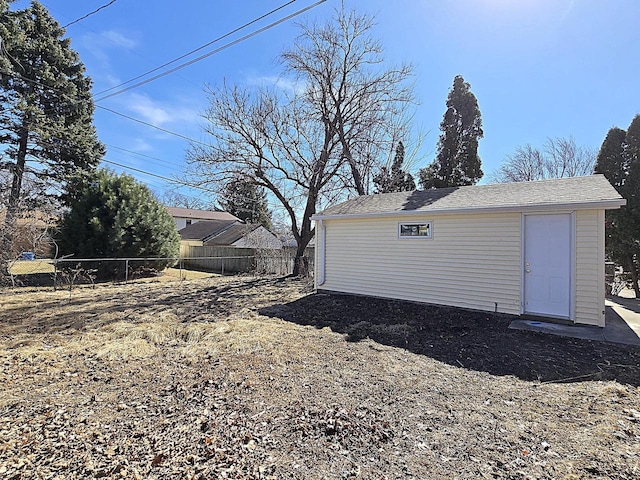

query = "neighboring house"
[[312, 175, 625, 327], [0, 209, 57, 257], [179, 220, 282, 249], [281, 235, 315, 250], [166, 207, 239, 230]]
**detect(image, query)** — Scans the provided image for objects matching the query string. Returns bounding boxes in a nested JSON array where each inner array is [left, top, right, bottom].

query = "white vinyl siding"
[[321, 213, 522, 315], [574, 209, 605, 326]]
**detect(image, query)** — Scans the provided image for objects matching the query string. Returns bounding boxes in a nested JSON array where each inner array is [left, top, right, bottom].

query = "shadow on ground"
[[0, 276, 297, 334], [259, 292, 640, 386], [610, 296, 640, 314]]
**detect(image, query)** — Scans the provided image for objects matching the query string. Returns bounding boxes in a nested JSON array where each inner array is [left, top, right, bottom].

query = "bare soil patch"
[[1, 276, 639, 479]]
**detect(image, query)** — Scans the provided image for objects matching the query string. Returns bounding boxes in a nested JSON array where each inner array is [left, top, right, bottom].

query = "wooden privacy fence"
[[180, 246, 254, 274], [181, 245, 314, 276]]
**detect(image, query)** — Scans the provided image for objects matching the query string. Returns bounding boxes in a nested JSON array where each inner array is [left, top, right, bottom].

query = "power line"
[[0, 2, 328, 149], [102, 158, 209, 191], [95, 0, 296, 97], [63, 0, 118, 29], [101, 158, 289, 211], [94, 0, 326, 101], [106, 144, 184, 169], [96, 105, 209, 146], [0, 67, 208, 148], [1, 65, 323, 212]]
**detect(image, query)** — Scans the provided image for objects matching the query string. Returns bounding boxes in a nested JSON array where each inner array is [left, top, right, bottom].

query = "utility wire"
[[0, 67, 209, 148], [94, 0, 326, 101], [107, 144, 185, 169], [0, 1, 328, 148], [102, 158, 208, 189], [63, 0, 118, 29], [96, 105, 209, 146], [101, 158, 289, 211], [95, 0, 296, 97]]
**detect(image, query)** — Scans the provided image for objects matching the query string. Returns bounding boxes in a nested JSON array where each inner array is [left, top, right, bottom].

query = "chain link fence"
[[3, 251, 314, 289]]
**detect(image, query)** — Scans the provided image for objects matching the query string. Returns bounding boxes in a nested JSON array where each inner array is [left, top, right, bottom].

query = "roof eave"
[[312, 199, 627, 221]]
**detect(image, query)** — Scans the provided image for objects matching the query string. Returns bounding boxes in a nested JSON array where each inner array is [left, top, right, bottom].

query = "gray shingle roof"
[[316, 175, 624, 217], [178, 220, 237, 240], [205, 224, 261, 246]]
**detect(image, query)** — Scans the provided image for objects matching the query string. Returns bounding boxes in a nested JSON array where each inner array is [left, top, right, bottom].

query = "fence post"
[[179, 258, 183, 281], [222, 257, 225, 276], [125, 259, 129, 283], [53, 260, 57, 291]]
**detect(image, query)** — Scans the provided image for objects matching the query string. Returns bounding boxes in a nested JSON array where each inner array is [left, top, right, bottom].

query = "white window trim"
[[398, 221, 433, 239]]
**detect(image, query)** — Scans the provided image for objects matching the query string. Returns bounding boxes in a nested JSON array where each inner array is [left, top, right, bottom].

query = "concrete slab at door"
[[524, 214, 572, 319]]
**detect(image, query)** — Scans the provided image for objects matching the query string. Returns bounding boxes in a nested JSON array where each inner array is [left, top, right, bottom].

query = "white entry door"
[[524, 214, 572, 319]]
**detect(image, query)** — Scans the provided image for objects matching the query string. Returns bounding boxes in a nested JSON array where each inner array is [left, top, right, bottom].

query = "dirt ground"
[[1, 275, 639, 479]]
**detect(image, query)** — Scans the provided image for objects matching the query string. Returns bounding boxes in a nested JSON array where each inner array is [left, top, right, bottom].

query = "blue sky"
[[15, 0, 640, 209]]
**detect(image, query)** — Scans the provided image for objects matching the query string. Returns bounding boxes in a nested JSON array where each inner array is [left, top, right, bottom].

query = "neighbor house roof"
[[314, 175, 626, 219], [205, 223, 262, 246], [178, 220, 237, 241], [0, 209, 58, 230], [166, 207, 239, 221]]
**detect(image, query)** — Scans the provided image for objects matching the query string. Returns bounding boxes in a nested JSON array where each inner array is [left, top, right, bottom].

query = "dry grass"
[[139, 267, 220, 282], [6, 263, 217, 281], [7, 259, 55, 275], [1, 276, 639, 479]]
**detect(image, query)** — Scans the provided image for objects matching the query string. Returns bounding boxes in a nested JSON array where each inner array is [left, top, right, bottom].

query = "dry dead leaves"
[[1, 276, 639, 479]]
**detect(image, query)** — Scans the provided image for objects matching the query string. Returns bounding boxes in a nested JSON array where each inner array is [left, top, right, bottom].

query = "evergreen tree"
[[57, 170, 180, 277], [595, 117, 640, 297], [373, 142, 416, 193], [419, 75, 483, 189], [0, 1, 104, 259], [595, 128, 627, 189], [218, 177, 273, 230], [626, 116, 640, 207]]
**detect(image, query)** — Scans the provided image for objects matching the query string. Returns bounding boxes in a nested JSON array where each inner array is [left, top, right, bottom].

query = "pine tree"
[[594, 128, 627, 188], [0, 1, 104, 260], [373, 142, 416, 193], [57, 170, 180, 277], [419, 75, 483, 189], [595, 117, 640, 297], [218, 177, 273, 230]]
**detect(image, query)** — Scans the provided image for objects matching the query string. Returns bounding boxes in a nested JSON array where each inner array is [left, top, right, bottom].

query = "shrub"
[[57, 170, 180, 278]]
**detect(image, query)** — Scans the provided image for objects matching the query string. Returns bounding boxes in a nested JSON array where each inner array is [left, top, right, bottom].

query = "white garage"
[[312, 175, 625, 326]]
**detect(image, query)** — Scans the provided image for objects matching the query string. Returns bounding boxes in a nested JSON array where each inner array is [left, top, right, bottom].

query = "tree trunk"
[[341, 142, 366, 196], [1, 127, 28, 263], [292, 234, 313, 277]]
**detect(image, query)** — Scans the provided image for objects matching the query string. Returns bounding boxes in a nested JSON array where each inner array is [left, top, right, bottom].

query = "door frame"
[[520, 212, 576, 322]]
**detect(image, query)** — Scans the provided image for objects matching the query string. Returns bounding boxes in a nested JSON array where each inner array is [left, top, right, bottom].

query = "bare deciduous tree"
[[544, 136, 597, 178], [160, 190, 214, 211], [491, 136, 596, 183], [491, 144, 545, 183], [187, 5, 415, 275]]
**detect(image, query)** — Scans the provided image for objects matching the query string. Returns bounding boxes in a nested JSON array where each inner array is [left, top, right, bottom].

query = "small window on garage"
[[398, 222, 432, 238], [186, 219, 192, 226]]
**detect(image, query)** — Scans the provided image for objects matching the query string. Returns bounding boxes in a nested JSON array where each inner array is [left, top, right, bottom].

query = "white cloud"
[[247, 75, 305, 94], [126, 93, 172, 125], [99, 30, 138, 49], [128, 138, 154, 153], [118, 93, 201, 132], [80, 29, 140, 89], [81, 30, 138, 56]]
